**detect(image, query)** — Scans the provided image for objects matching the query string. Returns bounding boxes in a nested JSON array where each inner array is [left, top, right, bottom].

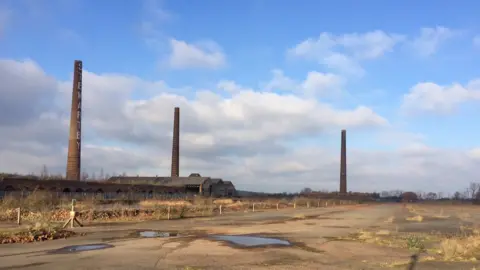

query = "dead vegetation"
[[330, 205, 480, 264], [0, 222, 78, 244], [0, 192, 360, 225]]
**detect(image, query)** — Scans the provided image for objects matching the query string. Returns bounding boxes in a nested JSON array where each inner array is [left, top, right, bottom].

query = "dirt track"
[[0, 204, 479, 269]]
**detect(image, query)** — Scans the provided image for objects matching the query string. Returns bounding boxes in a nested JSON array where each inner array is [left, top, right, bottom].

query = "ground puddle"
[[209, 235, 291, 247], [138, 231, 179, 238], [48, 243, 114, 254]]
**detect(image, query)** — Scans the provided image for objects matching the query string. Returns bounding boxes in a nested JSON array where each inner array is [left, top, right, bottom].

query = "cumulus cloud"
[[1, 58, 479, 194], [402, 80, 480, 114], [220, 69, 343, 98], [168, 39, 226, 69], [288, 30, 404, 76], [410, 26, 458, 56], [0, 59, 59, 125]]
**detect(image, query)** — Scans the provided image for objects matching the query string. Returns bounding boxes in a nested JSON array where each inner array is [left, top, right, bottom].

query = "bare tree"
[[390, 190, 403, 197], [467, 182, 480, 199], [426, 192, 437, 200], [453, 191, 462, 200], [40, 165, 49, 180], [81, 170, 89, 181], [300, 187, 312, 194], [91, 172, 96, 181], [100, 168, 104, 180]]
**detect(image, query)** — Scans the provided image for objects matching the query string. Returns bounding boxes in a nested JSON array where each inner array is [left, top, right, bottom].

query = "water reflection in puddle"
[[48, 243, 114, 254], [138, 231, 178, 238], [210, 235, 291, 247]]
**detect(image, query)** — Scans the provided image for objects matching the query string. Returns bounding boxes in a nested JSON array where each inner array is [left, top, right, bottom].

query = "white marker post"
[[17, 208, 21, 225]]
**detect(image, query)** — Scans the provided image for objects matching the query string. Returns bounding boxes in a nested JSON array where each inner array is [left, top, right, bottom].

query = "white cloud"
[[402, 80, 480, 114], [410, 26, 457, 56], [337, 30, 405, 59], [217, 80, 252, 94], [288, 30, 403, 76], [168, 39, 226, 69], [301, 71, 343, 96], [1, 58, 479, 194], [142, 0, 173, 22], [220, 69, 343, 98], [323, 53, 365, 77], [264, 69, 298, 92]]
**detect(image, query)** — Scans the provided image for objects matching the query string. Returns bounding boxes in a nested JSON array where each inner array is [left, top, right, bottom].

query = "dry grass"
[[138, 200, 192, 207], [335, 222, 480, 263], [440, 236, 480, 261], [0, 192, 361, 225], [406, 215, 424, 222], [292, 214, 306, 219], [0, 222, 78, 244], [457, 212, 473, 222], [385, 216, 395, 223]]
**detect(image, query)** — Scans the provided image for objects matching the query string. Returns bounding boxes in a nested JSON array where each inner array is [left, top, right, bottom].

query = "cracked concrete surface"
[[0, 204, 477, 269]]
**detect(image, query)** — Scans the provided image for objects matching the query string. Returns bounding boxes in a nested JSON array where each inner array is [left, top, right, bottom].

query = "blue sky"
[[1, 0, 480, 193]]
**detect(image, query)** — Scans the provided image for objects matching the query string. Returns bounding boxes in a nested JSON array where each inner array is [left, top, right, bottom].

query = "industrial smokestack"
[[340, 129, 347, 194], [171, 107, 180, 177], [66, 60, 83, 180]]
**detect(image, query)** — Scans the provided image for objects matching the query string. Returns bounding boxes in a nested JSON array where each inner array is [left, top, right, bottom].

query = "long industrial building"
[[0, 60, 237, 198]]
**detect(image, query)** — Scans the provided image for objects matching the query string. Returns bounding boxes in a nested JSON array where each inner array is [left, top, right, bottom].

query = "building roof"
[[161, 177, 211, 187], [209, 178, 224, 184], [106, 176, 211, 187], [223, 181, 234, 185]]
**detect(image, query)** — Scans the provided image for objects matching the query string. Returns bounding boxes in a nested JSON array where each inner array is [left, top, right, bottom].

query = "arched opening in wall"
[[1, 185, 15, 199], [36, 186, 45, 191], [95, 189, 104, 199], [148, 190, 153, 199], [75, 188, 84, 193], [84, 189, 93, 197], [115, 189, 123, 199], [63, 188, 71, 193]]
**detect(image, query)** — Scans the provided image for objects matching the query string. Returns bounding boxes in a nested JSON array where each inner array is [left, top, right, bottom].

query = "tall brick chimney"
[[171, 107, 180, 177], [340, 129, 347, 194], [66, 60, 83, 180]]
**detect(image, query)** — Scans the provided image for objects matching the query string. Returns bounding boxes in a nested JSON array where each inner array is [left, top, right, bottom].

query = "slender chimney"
[[66, 60, 83, 180], [171, 107, 180, 177], [340, 129, 347, 194]]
